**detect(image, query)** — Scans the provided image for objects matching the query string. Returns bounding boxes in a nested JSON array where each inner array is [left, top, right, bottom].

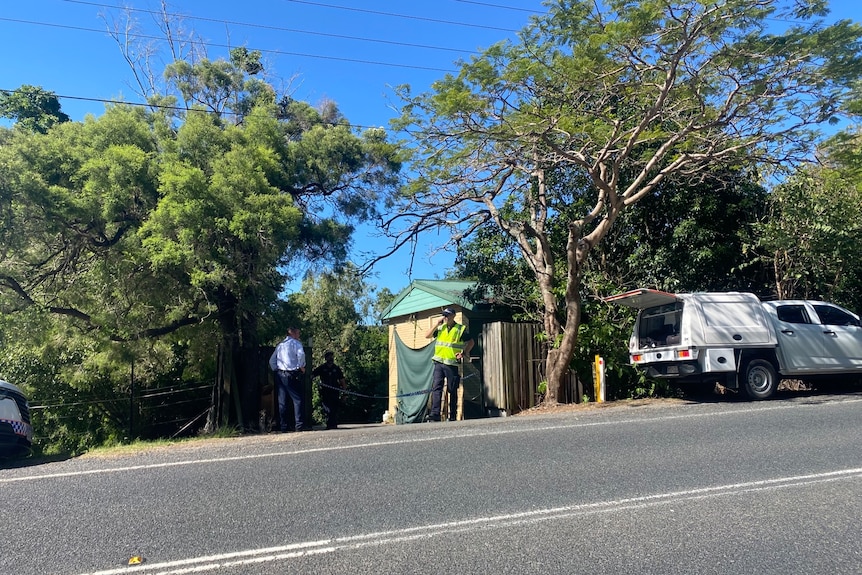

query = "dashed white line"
[[78, 466, 862, 574]]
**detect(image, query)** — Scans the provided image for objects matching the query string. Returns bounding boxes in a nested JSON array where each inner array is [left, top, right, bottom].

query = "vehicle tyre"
[[742, 359, 778, 400]]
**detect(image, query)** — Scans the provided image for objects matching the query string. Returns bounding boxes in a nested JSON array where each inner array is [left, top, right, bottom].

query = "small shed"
[[381, 280, 579, 423]]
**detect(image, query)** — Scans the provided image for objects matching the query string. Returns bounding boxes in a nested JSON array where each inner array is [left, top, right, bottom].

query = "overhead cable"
[[60, 0, 476, 54], [0, 17, 457, 73], [281, 0, 519, 32]]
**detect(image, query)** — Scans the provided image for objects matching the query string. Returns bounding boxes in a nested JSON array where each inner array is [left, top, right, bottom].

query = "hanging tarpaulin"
[[394, 332, 435, 424]]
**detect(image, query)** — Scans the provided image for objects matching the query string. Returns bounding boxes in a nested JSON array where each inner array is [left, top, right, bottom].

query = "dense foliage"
[[291, 267, 389, 426], [0, 50, 400, 454], [3, 1, 862, 455], [384, 0, 862, 402], [455, 166, 773, 399]]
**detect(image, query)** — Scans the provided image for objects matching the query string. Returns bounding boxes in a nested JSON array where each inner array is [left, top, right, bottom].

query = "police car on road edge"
[[0, 379, 33, 457]]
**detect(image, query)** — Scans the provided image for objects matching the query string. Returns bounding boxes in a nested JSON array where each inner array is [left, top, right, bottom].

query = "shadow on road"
[[675, 378, 862, 404], [0, 452, 71, 470]]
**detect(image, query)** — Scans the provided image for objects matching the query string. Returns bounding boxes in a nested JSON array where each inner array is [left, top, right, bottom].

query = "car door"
[[810, 303, 862, 371], [770, 303, 834, 373]]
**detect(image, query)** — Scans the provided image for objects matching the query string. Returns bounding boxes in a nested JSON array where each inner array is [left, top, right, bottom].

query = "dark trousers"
[[276, 370, 306, 431], [430, 361, 460, 421], [320, 387, 340, 429]]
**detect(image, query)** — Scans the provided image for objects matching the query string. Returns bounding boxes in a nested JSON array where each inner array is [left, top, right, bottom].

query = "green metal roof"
[[381, 279, 477, 321]]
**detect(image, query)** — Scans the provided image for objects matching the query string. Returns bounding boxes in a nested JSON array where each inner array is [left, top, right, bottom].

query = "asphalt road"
[[2, 392, 861, 575]]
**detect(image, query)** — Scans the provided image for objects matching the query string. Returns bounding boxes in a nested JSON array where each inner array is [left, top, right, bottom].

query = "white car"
[[607, 289, 862, 399], [0, 379, 33, 457]]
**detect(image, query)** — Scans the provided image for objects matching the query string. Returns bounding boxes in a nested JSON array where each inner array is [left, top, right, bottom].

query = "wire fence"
[[28, 382, 213, 442]]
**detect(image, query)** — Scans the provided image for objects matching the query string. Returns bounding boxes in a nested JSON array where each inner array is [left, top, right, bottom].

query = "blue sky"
[[2, 0, 860, 297]]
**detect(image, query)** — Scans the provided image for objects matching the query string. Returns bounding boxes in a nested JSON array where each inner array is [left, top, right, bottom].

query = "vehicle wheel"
[[742, 359, 778, 400]]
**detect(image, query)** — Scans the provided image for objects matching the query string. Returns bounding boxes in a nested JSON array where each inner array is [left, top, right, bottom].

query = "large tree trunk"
[[237, 309, 261, 432], [213, 286, 264, 432], [214, 287, 244, 429], [536, 279, 570, 406], [510, 167, 586, 407], [532, 247, 567, 406], [545, 298, 581, 404], [543, 221, 585, 405]]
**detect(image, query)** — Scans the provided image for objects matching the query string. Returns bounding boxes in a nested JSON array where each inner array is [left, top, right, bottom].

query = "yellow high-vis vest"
[[432, 323, 466, 365]]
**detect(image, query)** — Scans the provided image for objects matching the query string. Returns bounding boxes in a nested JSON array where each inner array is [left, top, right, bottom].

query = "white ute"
[[606, 289, 862, 399]]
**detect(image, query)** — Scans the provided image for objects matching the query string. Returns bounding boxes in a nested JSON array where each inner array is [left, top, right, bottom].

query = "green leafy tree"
[[100, 9, 401, 430], [600, 169, 771, 294], [132, 90, 399, 429], [0, 85, 70, 134], [383, 0, 862, 404], [292, 267, 367, 358], [0, 105, 174, 339], [0, 52, 400, 445], [0, 104, 218, 452], [292, 267, 389, 424], [455, 166, 768, 399], [823, 89, 862, 182], [164, 47, 274, 120], [751, 165, 862, 309], [750, 92, 862, 311]]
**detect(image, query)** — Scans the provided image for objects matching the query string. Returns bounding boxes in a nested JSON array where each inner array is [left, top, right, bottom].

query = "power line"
[[281, 0, 519, 32], [3, 2, 543, 128], [60, 0, 475, 54], [0, 17, 458, 73], [455, 0, 543, 13]]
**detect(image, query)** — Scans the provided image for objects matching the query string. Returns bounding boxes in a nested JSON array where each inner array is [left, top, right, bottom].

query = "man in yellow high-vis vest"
[[424, 307, 474, 422]]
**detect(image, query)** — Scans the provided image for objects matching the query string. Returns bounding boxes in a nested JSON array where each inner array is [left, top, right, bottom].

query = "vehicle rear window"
[[638, 302, 682, 347]]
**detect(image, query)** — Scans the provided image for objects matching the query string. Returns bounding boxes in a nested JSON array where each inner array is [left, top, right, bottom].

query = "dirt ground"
[[514, 395, 689, 416], [513, 379, 823, 417]]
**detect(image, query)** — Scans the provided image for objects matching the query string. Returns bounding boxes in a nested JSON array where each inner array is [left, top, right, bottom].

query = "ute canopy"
[[604, 289, 679, 310]]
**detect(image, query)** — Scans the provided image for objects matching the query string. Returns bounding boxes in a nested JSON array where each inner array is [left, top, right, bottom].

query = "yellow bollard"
[[593, 355, 606, 402]]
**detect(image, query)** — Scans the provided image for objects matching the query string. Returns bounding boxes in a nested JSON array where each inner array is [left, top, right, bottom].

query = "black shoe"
[[297, 426, 315, 432]]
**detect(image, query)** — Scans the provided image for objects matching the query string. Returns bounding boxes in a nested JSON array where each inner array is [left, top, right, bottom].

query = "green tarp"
[[394, 331, 486, 423], [394, 332, 434, 424]]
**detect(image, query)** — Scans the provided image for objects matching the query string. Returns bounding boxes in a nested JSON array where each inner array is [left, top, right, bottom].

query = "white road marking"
[[78, 466, 862, 574]]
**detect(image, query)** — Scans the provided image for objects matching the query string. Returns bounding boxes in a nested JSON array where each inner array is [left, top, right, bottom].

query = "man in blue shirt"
[[269, 327, 310, 432]]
